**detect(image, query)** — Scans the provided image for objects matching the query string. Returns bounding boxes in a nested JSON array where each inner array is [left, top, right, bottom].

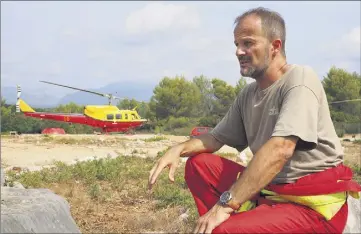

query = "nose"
[[236, 46, 246, 58]]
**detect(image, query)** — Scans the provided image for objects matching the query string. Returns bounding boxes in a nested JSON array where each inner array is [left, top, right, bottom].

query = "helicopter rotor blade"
[[329, 99, 361, 104], [113, 96, 125, 100], [40, 80, 109, 98]]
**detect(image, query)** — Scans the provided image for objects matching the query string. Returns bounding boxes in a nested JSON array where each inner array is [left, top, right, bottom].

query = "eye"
[[244, 41, 252, 47]]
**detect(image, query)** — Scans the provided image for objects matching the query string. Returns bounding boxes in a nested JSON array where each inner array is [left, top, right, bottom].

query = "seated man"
[[148, 7, 361, 233]]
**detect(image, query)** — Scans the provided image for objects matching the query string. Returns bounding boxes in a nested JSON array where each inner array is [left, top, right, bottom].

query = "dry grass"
[[34, 134, 132, 146], [4, 139, 360, 233], [48, 182, 191, 233], [6, 152, 198, 233], [143, 136, 168, 142], [342, 141, 361, 166]]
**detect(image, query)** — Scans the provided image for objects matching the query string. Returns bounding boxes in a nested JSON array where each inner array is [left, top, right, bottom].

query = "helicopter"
[[16, 81, 147, 133]]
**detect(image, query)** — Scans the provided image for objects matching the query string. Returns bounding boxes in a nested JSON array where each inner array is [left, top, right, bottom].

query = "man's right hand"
[[148, 144, 183, 190], [148, 133, 224, 190]]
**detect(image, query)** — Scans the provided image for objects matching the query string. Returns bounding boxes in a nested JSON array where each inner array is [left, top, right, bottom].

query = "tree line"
[[1, 66, 360, 136]]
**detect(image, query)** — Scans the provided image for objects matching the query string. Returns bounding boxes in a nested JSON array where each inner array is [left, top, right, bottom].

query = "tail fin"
[[16, 85, 35, 113], [19, 100, 35, 113]]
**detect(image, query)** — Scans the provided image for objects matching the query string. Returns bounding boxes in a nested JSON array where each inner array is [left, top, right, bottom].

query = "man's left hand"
[[193, 203, 234, 234]]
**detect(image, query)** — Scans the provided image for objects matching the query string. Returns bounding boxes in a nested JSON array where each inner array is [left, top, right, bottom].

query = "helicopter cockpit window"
[[115, 114, 121, 119], [107, 114, 114, 120]]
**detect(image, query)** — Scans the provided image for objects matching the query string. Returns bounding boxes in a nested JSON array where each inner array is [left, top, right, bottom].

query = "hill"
[[1, 81, 156, 108], [1, 86, 59, 108]]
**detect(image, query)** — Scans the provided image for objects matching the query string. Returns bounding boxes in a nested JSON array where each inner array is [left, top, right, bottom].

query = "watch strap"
[[227, 199, 241, 211]]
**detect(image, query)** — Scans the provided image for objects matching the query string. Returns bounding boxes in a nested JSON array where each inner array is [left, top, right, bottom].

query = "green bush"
[[164, 116, 191, 130], [333, 122, 361, 136], [198, 116, 218, 127], [344, 122, 361, 134]]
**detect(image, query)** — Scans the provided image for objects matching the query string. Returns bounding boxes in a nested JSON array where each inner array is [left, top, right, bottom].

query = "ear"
[[272, 39, 282, 54]]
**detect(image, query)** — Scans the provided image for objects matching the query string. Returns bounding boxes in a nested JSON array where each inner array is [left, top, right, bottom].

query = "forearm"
[[229, 136, 298, 206], [178, 133, 224, 158]]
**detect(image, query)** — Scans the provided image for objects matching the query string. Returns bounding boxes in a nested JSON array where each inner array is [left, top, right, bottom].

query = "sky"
[[1, 1, 360, 98]]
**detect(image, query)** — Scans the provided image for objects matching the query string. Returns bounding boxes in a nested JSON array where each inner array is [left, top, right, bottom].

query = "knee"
[[184, 153, 216, 182], [212, 225, 225, 233], [212, 224, 233, 234], [186, 153, 210, 167], [212, 222, 253, 234]]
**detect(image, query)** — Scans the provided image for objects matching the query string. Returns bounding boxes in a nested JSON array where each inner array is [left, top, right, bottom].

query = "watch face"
[[220, 191, 232, 204]]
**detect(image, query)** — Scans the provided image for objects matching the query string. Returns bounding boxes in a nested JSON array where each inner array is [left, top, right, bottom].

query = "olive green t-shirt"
[[211, 64, 343, 184]]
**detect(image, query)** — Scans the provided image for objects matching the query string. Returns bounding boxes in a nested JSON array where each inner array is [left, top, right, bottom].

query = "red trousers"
[[184, 153, 348, 233]]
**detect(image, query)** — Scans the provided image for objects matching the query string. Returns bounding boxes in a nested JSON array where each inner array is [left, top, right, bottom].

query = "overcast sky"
[[1, 1, 360, 97]]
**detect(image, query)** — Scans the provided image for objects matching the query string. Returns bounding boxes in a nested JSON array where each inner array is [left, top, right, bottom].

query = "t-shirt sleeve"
[[272, 84, 319, 151], [210, 94, 248, 151]]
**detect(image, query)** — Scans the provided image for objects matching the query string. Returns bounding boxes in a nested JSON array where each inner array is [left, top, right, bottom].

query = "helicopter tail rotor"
[[16, 85, 21, 113]]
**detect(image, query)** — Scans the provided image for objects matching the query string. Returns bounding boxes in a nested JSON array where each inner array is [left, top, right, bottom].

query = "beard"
[[239, 51, 270, 79]]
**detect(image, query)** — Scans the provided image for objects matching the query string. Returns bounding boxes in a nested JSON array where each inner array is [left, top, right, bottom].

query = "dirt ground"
[[342, 141, 361, 166], [0, 133, 239, 171], [1, 133, 360, 171], [1, 133, 241, 233], [1, 133, 360, 233]]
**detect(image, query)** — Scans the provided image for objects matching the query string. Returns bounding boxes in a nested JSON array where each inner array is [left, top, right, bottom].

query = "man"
[[148, 7, 360, 233]]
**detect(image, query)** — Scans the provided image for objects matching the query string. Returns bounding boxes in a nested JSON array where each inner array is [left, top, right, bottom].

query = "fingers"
[[148, 161, 160, 189], [148, 147, 181, 189], [148, 159, 166, 189], [193, 217, 208, 234], [199, 223, 208, 234], [194, 221, 215, 234], [149, 163, 157, 180], [193, 218, 202, 233], [168, 164, 177, 182], [205, 225, 214, 234]]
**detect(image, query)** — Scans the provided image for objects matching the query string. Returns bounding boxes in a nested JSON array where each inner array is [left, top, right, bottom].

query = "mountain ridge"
[[1, 81, 156, 108]]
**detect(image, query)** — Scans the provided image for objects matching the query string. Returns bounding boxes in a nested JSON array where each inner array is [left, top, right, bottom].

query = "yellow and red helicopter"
[[16, 81, 147, 133]]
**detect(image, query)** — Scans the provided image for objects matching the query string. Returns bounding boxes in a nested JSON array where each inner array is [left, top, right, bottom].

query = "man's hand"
[[148, 145, 182, 190], [227, 136, 298, 210], [193, 203, 233, 234], [148, 134, 224, 190]]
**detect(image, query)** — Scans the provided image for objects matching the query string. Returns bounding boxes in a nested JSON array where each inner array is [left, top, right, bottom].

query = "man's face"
[[234, 15, 272, 79]]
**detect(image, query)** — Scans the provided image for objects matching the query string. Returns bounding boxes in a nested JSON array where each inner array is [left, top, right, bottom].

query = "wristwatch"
[[219, 191, 241, 210]]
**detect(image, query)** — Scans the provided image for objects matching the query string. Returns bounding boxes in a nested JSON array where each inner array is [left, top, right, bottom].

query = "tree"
[[192, 75, 214, 116], [54, 102, 84, 113], [1, 98, 12, 132], [211, 78, 236, 119], [234, 77, 247, 95], [117, 98, 151, 120], [149, 76, 201, 120], [117, 98, 139, 110], [322, 66, 361, 123]]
